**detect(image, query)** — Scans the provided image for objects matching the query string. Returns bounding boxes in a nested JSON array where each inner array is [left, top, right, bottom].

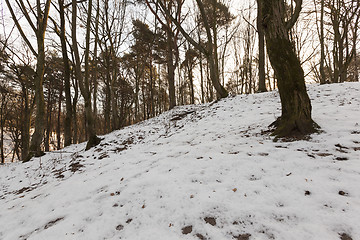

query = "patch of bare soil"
[[69, 161, 84, 173], [44, 217, 64, 229], [171, 110, 195, 121], [204, 217, 216, 226], [182, 225, 193, 235], [339, 233, 353, 240], [14, 186, 36, 195], [233, 233, 251, 240], [196, 233, 206, 239]]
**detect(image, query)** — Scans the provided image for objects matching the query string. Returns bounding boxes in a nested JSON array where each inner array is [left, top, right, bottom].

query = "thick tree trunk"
[[259, 0, 318, 138]]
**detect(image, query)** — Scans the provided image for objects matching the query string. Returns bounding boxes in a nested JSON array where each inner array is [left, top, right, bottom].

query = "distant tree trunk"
[[319, 0, 326, 84], [72, 0, 101, 150], [188, 67, 195, 104], [57, 87, 62, 149], [258, 0, 319, 138], [0, 94, 6, 163], [59, 0, 72, 147], [93, 0, 100, 126], [166, 29, 177, 109], [72, 76, 79, 144], [257, 0, 267, 92], [21, 84, 31, 161], [157, 0, 228, 99], [45, 90, 52, 152]]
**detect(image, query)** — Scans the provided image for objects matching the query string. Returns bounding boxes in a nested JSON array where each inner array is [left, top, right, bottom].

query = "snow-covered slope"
[[1, 83, 359, 240]]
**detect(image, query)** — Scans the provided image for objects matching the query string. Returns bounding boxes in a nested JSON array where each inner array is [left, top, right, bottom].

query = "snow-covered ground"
[[0, 83, 359, 240]]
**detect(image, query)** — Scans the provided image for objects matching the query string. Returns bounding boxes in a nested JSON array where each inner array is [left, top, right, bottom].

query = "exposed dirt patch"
[[171, 110, 195, 121], [339, 233, 353, 240], [182, 225, 193, 234], [69, 161, 84, 173], [338, 190, 348, 196], [44, 217, 64, 229], [317, 152, 332, 157], [196, 233, 206, 239], [114, 146, 127, 153], [335, 144, 349, 149], [98, 153, 109, 160], [53, 168, 65, 179], [115, 224, 124, 231], [233, 233, 251, 240], [204, 217, 216, 226], [15, 186, 36, 195]]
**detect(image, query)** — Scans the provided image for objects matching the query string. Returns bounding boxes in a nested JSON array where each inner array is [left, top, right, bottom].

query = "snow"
[[1, 82, 360, 240]]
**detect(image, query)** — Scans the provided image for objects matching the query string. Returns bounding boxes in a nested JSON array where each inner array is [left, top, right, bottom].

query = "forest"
[[0, 0, 359, 163]]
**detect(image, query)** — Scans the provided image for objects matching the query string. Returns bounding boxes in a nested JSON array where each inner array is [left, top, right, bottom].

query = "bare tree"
[[5, 0, 52, 161], [71, 0, 101, 150], [258, 0, 319, 138]]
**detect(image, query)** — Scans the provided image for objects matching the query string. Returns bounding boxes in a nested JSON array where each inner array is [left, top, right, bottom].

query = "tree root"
[[269, 117, 320, 141]]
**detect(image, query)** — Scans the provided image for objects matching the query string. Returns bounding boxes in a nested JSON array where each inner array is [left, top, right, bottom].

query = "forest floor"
[[0, 82, 359, 240]]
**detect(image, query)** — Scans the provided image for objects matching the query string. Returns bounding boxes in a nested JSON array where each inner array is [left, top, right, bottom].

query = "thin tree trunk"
[[21, 84, 30, 161], [0, 94, 5, 164], [72, 0, 100, 150], [257, 0, 266, 92], [57, 87, 62, 149], [59, 0, 72, 147], [45, 91, 51, 152], [166, 29, 177, 109], [319, 0, 326, 84]]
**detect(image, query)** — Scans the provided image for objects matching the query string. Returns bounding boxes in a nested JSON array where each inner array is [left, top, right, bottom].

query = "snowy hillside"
[[1, 83, 360, 240]]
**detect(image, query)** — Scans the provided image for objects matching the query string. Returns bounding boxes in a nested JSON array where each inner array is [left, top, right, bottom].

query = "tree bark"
[[72, 0, 101, 150], [319, 0, 326, 84], [28, 32, 47, 159], [257, 0, 267, 92], [258, 0, 318, 138], [59, 0, 72, 147], [21, 84, 30, 161], [166, 29, 177, 109]]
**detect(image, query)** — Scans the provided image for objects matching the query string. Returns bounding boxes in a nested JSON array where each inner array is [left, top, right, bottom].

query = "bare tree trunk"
[[258, 0, 319, 138], [45, 91, 52, 152], [21, 84, 30, 161], [93, 0, 100, 126], [319, 0, 326, 84], [5, 0, 52, 161], [58, 0, 72, 147], [72, 0, 100, 150], [257, 0, 267, 92], [72, 76, 79, 144], [0, 94, 5, 163], [166, 29, 177, 109], [57, 87, 62, 149]]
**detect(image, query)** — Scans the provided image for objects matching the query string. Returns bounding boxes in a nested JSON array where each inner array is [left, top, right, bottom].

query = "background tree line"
[[0, 0, 359, 163]]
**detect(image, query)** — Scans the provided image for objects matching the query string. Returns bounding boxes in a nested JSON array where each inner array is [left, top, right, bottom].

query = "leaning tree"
[[257, 0, 319, 138]]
